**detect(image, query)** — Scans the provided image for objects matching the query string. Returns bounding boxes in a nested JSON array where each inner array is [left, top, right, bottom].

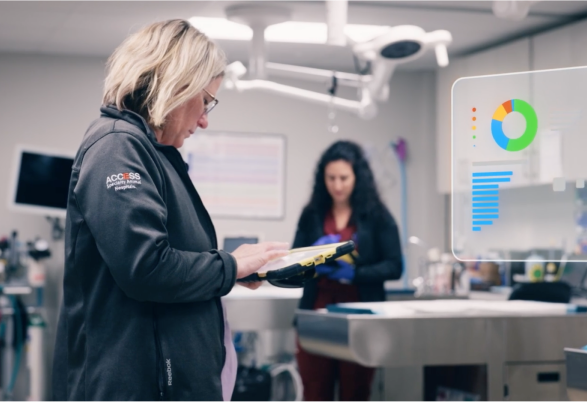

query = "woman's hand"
[[231, 242, 289, 280]]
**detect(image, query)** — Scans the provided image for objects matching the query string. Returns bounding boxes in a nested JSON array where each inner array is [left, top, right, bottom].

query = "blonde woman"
[[52, 19, 287, 401]]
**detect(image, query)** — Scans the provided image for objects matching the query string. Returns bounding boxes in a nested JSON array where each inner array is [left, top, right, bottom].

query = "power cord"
[[45, 217, 64, 241], [353, 55, 371, 76], [270, 363, 303, 401]]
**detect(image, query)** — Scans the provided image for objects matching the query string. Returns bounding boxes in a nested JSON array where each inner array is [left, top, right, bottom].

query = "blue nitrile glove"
[[312, 234, 342, 276], [315, 263, 336, 276], [328, 259, 355, 284]]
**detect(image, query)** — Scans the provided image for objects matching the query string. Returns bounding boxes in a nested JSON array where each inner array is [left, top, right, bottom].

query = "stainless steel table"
[[297, 300, 587, 401]]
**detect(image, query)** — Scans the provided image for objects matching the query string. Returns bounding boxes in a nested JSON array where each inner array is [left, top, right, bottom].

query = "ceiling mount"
[[226, 4, 291, 79], [225, 4, 290, 27], [492, 0, 540, 20]]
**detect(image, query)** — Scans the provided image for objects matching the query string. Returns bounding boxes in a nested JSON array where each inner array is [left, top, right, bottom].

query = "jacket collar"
[[100, 104, 163, 147], [100, 105, 191, 171]]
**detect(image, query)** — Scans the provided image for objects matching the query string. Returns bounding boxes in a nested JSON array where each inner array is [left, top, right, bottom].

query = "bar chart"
[[471, 171, 512, 231]]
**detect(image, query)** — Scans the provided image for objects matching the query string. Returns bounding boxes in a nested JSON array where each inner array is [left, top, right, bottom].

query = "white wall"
[[0, 52, 443, 398], [532, 19, 587, 70]]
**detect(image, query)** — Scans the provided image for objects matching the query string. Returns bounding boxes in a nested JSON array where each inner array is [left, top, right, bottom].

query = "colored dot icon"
[[491, 99, 538, 152], [472, 108, 477, 146]]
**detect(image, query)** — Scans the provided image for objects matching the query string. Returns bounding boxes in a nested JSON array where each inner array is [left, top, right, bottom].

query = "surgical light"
[[217, 3, 452, 120]]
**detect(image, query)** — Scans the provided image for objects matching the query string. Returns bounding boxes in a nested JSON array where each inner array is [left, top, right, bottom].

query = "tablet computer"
[[237, 241, 355, 288]]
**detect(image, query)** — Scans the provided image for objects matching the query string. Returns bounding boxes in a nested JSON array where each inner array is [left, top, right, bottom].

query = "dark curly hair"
[[305, 140, 386, 220]]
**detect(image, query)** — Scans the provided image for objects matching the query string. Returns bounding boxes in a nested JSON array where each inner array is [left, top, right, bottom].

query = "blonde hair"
[[103, 19, 226, 128]]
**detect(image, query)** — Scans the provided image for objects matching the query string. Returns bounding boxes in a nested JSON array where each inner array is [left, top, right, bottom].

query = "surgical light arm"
[[265, 62, 370, 88], [221, 10, 452, 120], [224, 61, 378, 119]]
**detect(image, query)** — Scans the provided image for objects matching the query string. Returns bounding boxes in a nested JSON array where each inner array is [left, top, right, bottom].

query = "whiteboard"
[[181, 131, 286, 219]]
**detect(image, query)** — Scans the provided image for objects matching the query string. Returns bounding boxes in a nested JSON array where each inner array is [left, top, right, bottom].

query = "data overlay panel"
[[452, 67, 587, 262]]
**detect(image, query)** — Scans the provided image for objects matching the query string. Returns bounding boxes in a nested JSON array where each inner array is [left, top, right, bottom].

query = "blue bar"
[[473, 208, 499, 213], [472, 221, 493, 225], [472, 171, 513, 177], [472, 196, 499, 201], [473, 178, 511, 183], [473, 185, 499, 189], [472, 191, 498, 195], [473, 203, 499, 207], [473, 214, 499, 219], [473, 227, 481, 232]]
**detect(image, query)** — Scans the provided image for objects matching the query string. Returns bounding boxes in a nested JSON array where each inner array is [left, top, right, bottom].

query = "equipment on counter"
[[509, 281, 572, 304], [409, 237, 468, 297], [0, 232, 50, 288], [0, 231, 49, 400]]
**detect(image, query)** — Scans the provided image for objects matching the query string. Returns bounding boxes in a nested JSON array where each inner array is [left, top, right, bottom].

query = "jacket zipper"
[[216, 298, 227, 366], [165, 148, 218, 248], [153, 312, 165, 401]]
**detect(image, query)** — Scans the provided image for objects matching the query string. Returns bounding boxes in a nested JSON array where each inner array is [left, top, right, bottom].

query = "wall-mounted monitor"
[[8, 146, 75, 218]]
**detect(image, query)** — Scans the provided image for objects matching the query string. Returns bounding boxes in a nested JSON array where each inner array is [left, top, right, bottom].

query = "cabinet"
[[506, 362, 567, 401]]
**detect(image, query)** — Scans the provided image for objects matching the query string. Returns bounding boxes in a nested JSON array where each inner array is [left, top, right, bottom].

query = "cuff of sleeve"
[[352, 265, 365, 284], [217, 250, 237, 296]]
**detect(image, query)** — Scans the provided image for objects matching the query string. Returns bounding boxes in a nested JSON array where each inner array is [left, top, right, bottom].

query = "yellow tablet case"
[[237, 240, 356, 288]]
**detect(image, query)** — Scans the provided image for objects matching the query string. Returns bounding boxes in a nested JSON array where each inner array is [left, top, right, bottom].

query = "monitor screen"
[[11, 149, 74, 216], [223, 236, 259, 253]]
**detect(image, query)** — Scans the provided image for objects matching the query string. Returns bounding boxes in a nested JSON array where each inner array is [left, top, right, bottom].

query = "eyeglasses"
[[203, 89, 219, 115]]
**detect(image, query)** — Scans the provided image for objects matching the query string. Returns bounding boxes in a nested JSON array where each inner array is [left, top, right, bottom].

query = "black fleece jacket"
[[52, 105, 237, 401], [293, 206, 403, 310]]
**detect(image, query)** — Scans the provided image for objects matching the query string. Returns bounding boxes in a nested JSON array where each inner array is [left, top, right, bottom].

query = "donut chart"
[[491, 99, 538, 152]]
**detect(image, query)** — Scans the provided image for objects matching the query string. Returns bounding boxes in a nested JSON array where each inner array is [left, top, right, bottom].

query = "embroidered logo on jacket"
[[106, 172, 142, 191]]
